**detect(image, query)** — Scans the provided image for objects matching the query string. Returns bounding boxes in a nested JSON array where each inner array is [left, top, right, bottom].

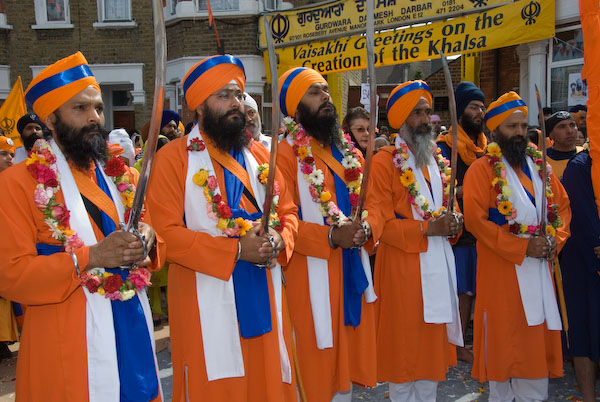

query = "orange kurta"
[[462, 156, 571, 382], [277, 139, 376, 402], [146, 137, 298, 402], [364, 146, 456, 384], [0, 161, 165, 402]]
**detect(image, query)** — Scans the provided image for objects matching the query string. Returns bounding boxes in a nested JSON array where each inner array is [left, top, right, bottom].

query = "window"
[[548, 26, 585, 112], [33, 0, 72, 28], [263, 0, 276, 11], [196, 0, 239, 12], [100, 0, 131, 22]]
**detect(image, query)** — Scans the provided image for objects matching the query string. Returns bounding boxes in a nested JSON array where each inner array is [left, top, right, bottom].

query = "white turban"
[[108, 129, 135, 167]]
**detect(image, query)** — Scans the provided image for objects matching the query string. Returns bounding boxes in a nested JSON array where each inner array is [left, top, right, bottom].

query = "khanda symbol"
[[0, 117, 14, 136], [469, 0, 488, 7], [270, 14, 289, 43], [521, 1, 541, 25]]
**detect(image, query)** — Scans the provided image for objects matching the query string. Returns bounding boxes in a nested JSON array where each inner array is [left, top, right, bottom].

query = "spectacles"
[[211, 89, 243, 102]]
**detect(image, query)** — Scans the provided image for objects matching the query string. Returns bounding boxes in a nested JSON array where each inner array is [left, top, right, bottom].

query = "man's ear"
[[45, 113, 57, 132]]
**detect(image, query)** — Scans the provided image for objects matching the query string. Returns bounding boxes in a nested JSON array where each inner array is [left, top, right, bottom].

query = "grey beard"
[[400, 122, 436, 168]]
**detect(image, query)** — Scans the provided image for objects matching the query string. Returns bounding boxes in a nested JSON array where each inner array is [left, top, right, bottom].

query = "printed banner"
[[264, 0, 554, 77], [259, 0, 510, 48]]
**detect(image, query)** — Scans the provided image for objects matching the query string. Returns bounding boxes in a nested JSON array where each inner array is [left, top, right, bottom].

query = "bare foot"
[[457, 346, 474, 364]]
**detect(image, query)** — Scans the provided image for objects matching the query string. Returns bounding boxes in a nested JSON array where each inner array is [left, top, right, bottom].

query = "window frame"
[[98, 0, 132, 23], [32, 0, 73, 29]]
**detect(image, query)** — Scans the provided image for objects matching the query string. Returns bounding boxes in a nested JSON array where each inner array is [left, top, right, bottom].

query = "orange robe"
[[146, 137, 298, 402], [363, 146, 456, 384], [277, 139, 377, 402], [0, 162, 165, 402], [462, 156, 571, 382]]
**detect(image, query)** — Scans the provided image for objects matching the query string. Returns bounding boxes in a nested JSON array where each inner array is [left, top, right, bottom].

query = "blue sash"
[[224, 150, 272, 338], [94, 165, 159, 402], [330, 145, 369, 328]]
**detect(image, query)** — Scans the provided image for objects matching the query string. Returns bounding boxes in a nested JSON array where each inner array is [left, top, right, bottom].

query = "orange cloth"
[[437, 125, 487, 166], [0, 162, 165, 401], [580, 0, 600, 216], [462, 156, 571, 382], [278, 140, 377, 401], [363, 145, 457, 384], [278, 67, 327, 117], [183, 55, 246, 111], [24, 52, 101, 121], [386, 80, 432, 130], [0, 136, 15, 154], [146, 138, 298, 402], [0, 298, 17, 342], [485, 91, 528, 132]]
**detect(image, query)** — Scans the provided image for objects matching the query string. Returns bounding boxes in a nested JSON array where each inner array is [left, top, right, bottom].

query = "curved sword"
[[124, 0, 166, 233], [440, 50, 459, 212]]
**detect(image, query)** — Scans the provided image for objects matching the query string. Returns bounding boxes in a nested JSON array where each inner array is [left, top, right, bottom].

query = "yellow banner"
[[259, 0, 510, 48], [268, 0, 554, 76], [0, 77, 26, 148]]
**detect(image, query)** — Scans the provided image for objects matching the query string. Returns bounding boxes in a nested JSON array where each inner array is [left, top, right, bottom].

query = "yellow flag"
[[0, 77, 26, 148]]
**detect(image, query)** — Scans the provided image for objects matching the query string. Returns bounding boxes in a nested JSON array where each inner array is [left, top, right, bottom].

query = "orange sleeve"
[[463, 158, 529, 265], [146, 139, 238, 281], [550, 173, 571, 252], [0, 166, 82, 305], [277, 141, 332, 260], [364, 148, 429, 254]]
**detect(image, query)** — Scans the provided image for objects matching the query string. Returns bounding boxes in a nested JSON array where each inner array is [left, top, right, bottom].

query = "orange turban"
[[484, 91, 528, 132], [183, 55, 246, 112], [24, 52, 100, 121], [0, 136, 15, 154], [386, 81, 432, 129], [278, 67, 327, 117]]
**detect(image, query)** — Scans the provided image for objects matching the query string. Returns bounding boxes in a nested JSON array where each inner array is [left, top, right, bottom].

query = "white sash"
[[504, 156, 562, 330], [287, 136, 376, 350], [395, 136, 463, 346], [184, 126, 291, 383], [50, 139, 161, 402]]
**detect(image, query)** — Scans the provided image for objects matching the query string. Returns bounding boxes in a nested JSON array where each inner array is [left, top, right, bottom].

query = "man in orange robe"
[[0, 52, 165, 402], [277, 67, 377, 402], [463, 91, 571, 401], [146, 55, 299, 402], [364, 80, 463, 401]]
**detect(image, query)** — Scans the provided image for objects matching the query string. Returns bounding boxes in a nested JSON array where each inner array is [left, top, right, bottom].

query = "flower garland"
[[26, 139, 152, 302], [486, 142, 562, 236], [392, 142, 451, 220], [282, 116, 364, 227]]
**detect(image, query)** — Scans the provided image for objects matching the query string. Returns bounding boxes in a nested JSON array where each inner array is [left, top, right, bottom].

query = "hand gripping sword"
[[440, 51, 459, 214], [121, 0, 166, 258], [534, 85, 569, 335], [352, 0, 377, 226]]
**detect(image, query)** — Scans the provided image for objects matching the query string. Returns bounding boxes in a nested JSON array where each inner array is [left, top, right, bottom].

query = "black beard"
[[297, 101, 341, 147], [460, 113, 484, 138], [495, 130, 528, 168], [53, 113, 108, 170], [23, 133, 42, 151], [201, 105, 248, 152]]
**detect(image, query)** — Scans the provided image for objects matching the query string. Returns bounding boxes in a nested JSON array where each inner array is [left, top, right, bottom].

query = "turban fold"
[[278, 67, 327, 117], [24, 52, 100, 121], [455, 81, 485, 118], [0, 136, 15, 154], [17, 113, 43, 135], [484, 91, 528, 132], [183, 55, 246, 111], [108, 129, 135, 167], [161, 109, 180, 129], [386, 80, 432, 130], [546, 111, 574, 134]]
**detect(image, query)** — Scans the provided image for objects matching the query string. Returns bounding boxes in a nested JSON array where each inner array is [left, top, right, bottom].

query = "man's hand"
[[239, 225, 280, 265], [260, 228, 285, 268], [331, 221, 364, 249], [87, 230, 148, 269], [425, 212, 463, 237], [526, 235, 556, 260]]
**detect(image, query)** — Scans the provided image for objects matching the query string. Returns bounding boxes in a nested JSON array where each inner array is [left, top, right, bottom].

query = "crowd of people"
[[0, 50, 596, 402]]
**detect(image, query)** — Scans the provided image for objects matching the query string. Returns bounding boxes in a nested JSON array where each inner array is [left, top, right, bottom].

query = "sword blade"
[[440, 50, 459, 212], [261, 14, 281, 235], [353, 0, 377, 221], [125, 0, 166, 232], [534, 84, 548, 231]]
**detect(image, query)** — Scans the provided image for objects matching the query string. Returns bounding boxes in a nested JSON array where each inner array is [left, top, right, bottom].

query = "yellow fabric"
[[485, 91, 528, 132], [437, 125, 487, 166], [0, 298, 17, 342], [0, 77, 26, 148], [278, 67, 327, 117], [24, 52, 100, 121], [183, 55, 245, 111], [386, 80, 432, 129]]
